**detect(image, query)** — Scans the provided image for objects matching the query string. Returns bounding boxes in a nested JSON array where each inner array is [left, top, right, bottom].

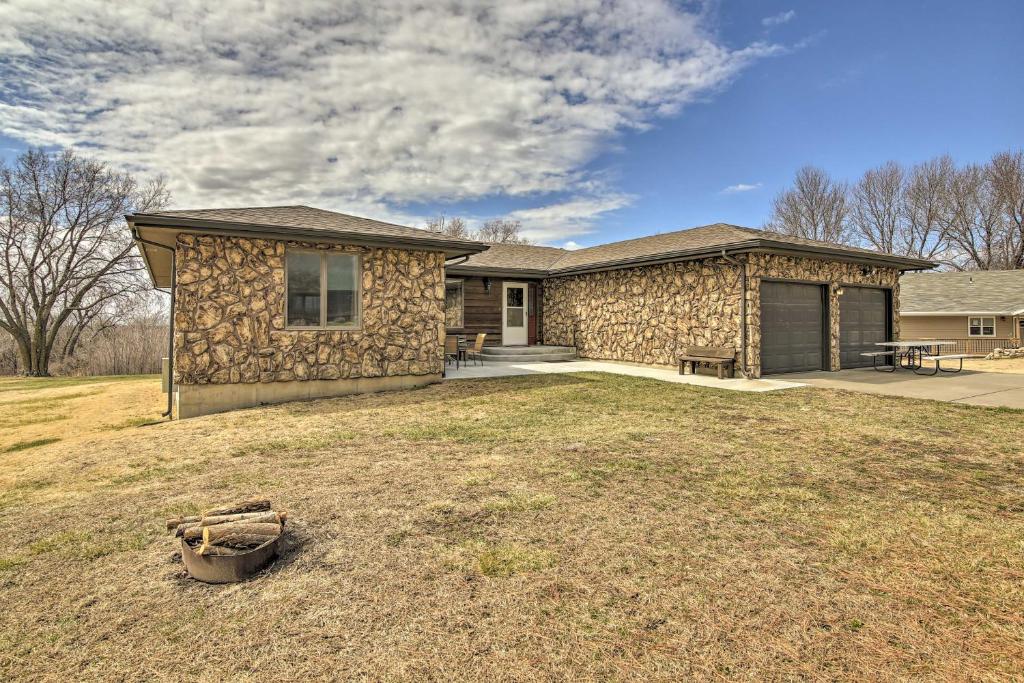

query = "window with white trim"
[[286, 250, 360, 329], [968, 316, 995, 337], [445, 280, 464, 328]]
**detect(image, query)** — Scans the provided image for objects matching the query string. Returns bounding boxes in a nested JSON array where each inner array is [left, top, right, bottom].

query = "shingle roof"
[[450, 243, 569, 273], [130, 205, 485, 252], [900, 270, 1024, 315], [451, 223, 933, 274]]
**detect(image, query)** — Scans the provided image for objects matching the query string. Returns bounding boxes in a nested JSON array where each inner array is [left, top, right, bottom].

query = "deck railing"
[[901, 337, 1021, 355]]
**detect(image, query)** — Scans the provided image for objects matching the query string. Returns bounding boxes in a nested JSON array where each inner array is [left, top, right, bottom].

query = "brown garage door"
[[760, 281, 826, 374], [839, 287, 890, 368]]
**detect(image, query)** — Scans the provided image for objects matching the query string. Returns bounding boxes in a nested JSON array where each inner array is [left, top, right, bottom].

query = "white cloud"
[[505, 192, 633, 243], [721, 182, 762, 194], [561, 241, 583, 250], [0, 0, 780, 240], [762, 10, 796, 27]]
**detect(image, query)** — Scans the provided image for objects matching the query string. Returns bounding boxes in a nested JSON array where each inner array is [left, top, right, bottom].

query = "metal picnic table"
[[869, 340, 961, 374]]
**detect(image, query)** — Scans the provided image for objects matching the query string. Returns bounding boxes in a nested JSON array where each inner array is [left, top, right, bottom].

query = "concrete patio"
[[786, 367, 1024, 409], [444, 359, 805, 393], [444, 359, 1024, 408]]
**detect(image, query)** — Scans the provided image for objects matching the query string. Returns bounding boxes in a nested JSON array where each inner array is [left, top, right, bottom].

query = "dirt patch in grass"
[[0, 373, 1023, 680]]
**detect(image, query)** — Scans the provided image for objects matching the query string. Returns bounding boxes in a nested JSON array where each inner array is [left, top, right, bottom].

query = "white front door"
[[502, 282, 528, 346]]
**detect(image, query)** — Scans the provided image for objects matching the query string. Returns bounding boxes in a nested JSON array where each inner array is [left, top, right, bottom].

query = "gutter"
[[132, 227, 176, 419], [444, 255, 470, 269], [444, 265, 550, 278], [720, 250, 749, 378]]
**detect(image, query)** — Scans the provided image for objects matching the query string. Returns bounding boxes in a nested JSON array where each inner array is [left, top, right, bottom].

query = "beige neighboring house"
[[900, 270, 1024, 353]]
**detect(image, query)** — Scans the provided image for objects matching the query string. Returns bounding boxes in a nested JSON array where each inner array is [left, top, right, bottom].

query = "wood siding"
[[445, 275, 544, 346], [901, 315, 1019, 340]]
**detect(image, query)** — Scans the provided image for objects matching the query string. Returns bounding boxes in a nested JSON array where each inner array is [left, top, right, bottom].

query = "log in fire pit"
[[166, 498, 286, 583]]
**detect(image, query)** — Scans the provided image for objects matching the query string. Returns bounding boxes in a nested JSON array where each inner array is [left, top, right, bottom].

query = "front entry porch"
[[444, 275, 543, 346]]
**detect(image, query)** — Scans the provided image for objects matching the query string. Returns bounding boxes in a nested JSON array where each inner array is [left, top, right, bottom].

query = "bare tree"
[[0, 149, 168, 376], [989, 149, 1024, 268], [766, 166, 851, 243], [476, 218, 532, 244], [940, 162, 1006, 270], [849, 157, 954, 261], [426, 214, 532, 244], [901, 155, 955, 261], [426, 214, 471, 239], [851, 161, 903, 253]]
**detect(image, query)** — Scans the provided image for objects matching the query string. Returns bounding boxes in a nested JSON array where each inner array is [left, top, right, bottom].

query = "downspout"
[[720, 250, 748, 378], [132, 228, 176, 418]]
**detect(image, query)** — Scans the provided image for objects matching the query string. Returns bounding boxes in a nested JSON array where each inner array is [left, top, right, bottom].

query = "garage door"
[[760, 281, 825, 374], [839, 287, 889, 368]]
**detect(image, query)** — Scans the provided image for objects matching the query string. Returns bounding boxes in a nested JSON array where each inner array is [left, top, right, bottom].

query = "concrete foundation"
[[174, 373, 441, 418]]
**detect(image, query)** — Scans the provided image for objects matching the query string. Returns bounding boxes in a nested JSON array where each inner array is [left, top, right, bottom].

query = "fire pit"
[[166, 498, 287, 584]]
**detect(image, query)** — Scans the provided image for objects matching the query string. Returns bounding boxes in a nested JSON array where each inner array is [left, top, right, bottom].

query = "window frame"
[[967, 315, 995, 337], [444, 278, 465, 329], [284, 248, 362, 331]]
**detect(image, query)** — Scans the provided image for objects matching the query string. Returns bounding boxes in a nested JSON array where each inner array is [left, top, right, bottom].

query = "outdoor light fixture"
[[483, 277, 491, 293], [836, 287, 845, 296]]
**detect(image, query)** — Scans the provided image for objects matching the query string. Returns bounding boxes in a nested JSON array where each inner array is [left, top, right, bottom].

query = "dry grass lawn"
[[1, 373, 1023, 680]]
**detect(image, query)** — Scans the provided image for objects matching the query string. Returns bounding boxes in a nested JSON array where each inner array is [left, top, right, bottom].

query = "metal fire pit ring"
[[181, 533, 283, 584]]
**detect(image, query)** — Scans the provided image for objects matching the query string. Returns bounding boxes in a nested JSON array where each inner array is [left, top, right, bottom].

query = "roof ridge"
[[148, 204, 308, 214], [546, 223, 749, 270]]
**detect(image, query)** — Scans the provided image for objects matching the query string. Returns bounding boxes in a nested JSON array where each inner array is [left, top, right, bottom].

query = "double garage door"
[[760, 282, 890, 375]]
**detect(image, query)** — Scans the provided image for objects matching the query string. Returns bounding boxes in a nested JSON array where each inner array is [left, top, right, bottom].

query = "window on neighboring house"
[[445, 280, 464, 328], [286, 250, 360, 329], [968, 316, 995, 337]]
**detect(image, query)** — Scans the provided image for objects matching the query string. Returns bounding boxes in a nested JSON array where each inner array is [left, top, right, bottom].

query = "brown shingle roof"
[[452, 223, 933, 274], [900, 270, 1024, 314], [130, 205, 485, 252], [450, 243, 569, 273], [547, 223, 928, 273]]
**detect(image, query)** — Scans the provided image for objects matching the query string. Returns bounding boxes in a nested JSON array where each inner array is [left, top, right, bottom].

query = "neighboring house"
[[900, 270, 1024, 353], [130, 206, 932, 418]]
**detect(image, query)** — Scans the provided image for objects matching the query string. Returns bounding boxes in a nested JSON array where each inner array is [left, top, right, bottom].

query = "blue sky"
[[0, 1, 1020, 248]]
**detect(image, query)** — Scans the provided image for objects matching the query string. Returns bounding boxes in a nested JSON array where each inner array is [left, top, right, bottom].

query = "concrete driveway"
[[786, 368, 1024, 409]]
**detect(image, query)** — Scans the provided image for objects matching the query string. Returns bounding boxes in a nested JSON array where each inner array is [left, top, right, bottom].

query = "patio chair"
[[464, 333, 487, 365], [444, 336, 460, 369]]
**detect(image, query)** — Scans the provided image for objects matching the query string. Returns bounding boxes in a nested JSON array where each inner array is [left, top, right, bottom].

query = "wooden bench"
[[861, 350, 896, 372], [914, 353, 969, 376], [678, 346, 736, 379]]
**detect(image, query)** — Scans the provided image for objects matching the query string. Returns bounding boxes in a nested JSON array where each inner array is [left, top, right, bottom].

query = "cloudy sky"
[[0, 1, 1021, 247]]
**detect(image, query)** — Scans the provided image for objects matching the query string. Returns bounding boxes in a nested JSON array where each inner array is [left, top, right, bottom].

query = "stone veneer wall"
[[543, 257, 744, 367], [542, 253, 900, 378], [173, 235, 445, 386]]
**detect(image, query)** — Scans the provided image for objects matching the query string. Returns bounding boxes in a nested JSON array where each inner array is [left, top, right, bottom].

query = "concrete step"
[[477, 352, 578, 363], [481, 345, 576, 356]]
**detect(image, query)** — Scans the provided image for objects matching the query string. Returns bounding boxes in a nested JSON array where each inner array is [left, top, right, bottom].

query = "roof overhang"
[[127, 213, 488, 288], [444, 265, 550, 278]]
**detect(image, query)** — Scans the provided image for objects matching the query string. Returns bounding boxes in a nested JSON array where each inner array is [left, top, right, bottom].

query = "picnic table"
[[865, 340, 966, 375]]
